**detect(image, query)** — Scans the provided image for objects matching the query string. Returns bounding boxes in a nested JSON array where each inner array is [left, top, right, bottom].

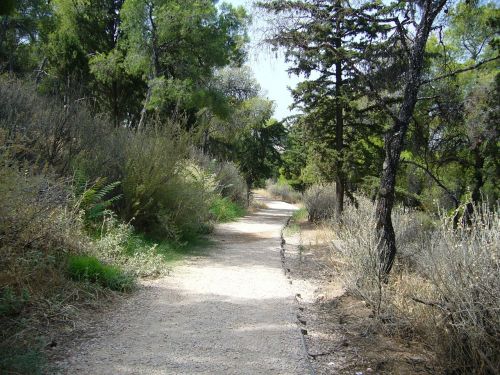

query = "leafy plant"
[[0, 345, 46, 375], [209, 197, 246, 222], [67, 255, 134, 292], [74, 172, 122, 225]]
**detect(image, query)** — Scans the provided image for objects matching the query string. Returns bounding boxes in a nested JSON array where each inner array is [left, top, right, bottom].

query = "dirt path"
[[56, 196, 310, 374]]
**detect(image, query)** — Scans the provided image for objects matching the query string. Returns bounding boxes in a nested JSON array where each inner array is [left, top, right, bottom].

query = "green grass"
[[209, 197, 246, 222], [67, 255, 135, 292]]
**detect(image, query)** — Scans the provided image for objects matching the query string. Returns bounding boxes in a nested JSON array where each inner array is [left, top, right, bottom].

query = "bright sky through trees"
[[226, 0, 301, 120]]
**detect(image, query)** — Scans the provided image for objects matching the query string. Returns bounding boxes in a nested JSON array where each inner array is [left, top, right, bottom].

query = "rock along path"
[[57, 196, 310, 374]]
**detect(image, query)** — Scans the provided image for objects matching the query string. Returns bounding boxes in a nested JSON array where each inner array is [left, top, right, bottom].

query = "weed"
[[67, 255, 135, 292], [209, 197, 246, 222]]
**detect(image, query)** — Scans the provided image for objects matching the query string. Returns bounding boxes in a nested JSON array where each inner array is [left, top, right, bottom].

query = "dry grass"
[[325, 197, 499, 374], [303, 183, 337, 222]]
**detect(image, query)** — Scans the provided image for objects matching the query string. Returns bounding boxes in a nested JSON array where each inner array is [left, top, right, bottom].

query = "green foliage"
[[0, 287, 30, 317], [74, 173, 122, 225], [67, 255, 134, 292], [234, 101, 285, 190], [0, 345, 46, 375], [209, 197, 246, 222], [121, 126, 215, 238]]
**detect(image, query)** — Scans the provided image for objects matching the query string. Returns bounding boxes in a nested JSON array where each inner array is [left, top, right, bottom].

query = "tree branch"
[[401, 158, 460, 207], [421, 55, 500, 85]]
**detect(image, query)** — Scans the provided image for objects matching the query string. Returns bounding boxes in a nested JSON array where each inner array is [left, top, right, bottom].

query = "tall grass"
[[328, 197, 499, 374]]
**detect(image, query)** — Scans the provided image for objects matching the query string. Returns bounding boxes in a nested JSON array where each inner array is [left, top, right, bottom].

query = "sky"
[[226, 0, 301, 120]]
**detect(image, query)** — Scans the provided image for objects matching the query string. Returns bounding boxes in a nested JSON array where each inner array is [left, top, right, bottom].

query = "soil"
[[51, 196, 311, 374]]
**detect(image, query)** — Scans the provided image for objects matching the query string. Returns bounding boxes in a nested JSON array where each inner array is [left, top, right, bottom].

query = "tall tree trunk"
[[376, 1, 445, 279], [462, 145, 485, 226], [137, 84, 152, 131], [334, 0, 344, 217], [138, 1, 160, 131]]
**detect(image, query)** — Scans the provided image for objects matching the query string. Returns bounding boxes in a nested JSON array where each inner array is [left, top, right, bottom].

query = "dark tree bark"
[[376, 0, 447, 279]]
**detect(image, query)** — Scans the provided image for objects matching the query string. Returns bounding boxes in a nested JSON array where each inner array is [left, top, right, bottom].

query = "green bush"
[[121, 126, 214, 238], [67, 255, 134, 292], [209, 197, 246, 222]]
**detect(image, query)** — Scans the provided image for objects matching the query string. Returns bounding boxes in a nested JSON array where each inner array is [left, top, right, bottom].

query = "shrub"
[[0, 345, 46, 375], [190, 150, 247, 205], [209, 197, 246, 222], [121, 126, 215, 238], [303, 183, 336, 222], [0, 157, 85, 293], [93, 216, 170, 277], [266, 180, 302, 203], [215, 161, 247, 205], [0, 287, 30, 317], [0, 78, 110, 175], [67, 255, 134, 292], [329, 197, 500, 374]]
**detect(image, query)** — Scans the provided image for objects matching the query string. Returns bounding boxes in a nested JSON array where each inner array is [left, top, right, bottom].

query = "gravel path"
[[56, 197, 310, 374]]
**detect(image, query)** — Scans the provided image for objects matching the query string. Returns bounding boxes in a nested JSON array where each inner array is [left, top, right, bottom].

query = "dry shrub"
[[266, 179, 302, 203], [416, 205, 499, 374], [303, 183, 336, 222], [0, 78, 110, 174], [190, 150, 247, 205], [215, 161, 247, 205], [0, 158, 84, 292], [329, 196, 499, 373]]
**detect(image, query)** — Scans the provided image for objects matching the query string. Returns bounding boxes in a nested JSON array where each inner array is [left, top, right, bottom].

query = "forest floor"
[[50, 196, 311, 374], [282, 220, 441, 375]]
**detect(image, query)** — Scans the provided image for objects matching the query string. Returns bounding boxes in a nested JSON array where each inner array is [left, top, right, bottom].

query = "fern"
[[74, 173, 122, 225]]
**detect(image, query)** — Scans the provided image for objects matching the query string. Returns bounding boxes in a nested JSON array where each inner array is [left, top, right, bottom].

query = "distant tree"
[[0, 0, 52, 75], [258, 0, 394, 216], [233, 98, 285, 202], [119, 0, 249, 129]]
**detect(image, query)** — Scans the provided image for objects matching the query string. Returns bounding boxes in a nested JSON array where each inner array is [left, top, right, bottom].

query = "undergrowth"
[[67, 256, 135, 292], [209, 197, 246, 222], [326, 196, 499, 374], [284, 208, 308, 235]]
